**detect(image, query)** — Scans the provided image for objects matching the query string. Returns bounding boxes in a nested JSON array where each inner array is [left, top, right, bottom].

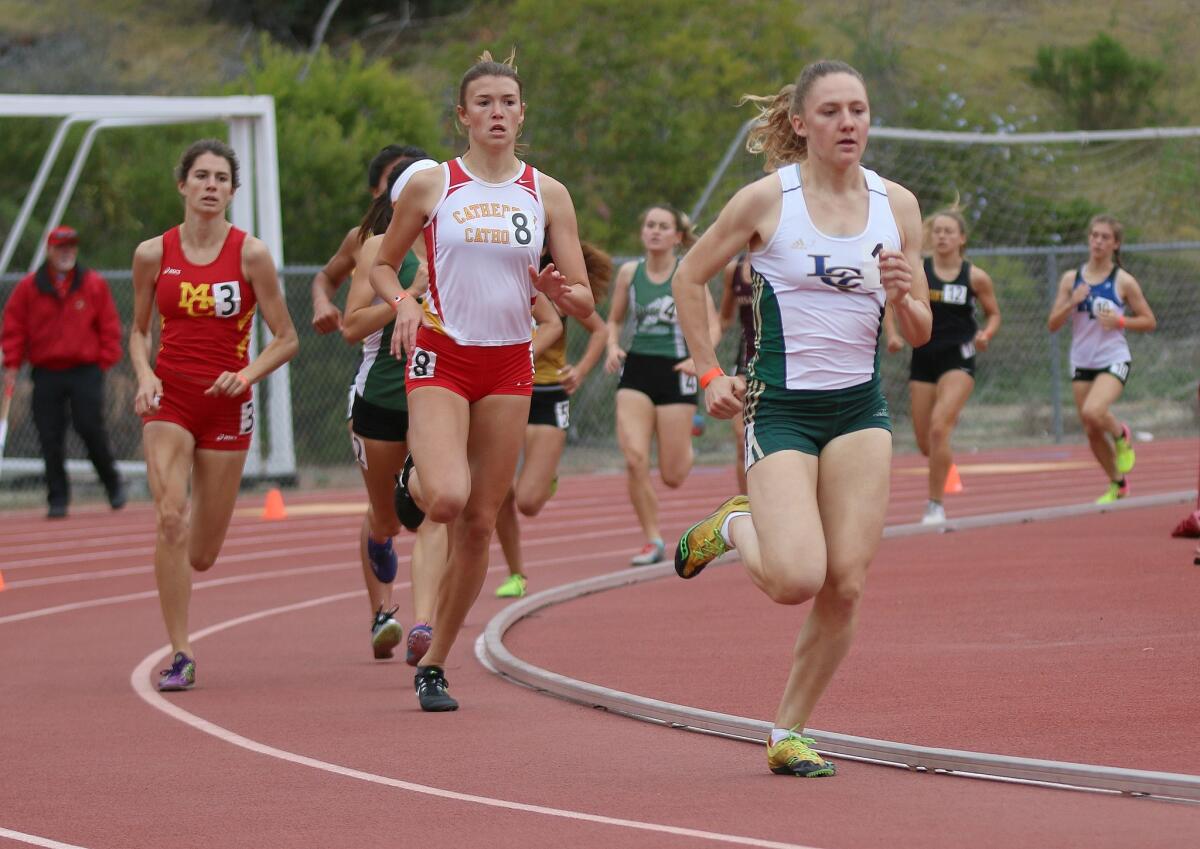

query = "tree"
[[442, 0, 815, 254], [1027, 33, 1165, 130]]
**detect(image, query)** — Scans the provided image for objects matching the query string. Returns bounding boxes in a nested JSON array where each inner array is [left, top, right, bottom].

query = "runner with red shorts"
[[129, 139, 298, 692], [370, 50, 596, 711]]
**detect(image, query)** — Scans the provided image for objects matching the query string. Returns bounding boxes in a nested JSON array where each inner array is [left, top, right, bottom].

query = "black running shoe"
[[414, 665, 458, 712], [393, 454, 426, 531]]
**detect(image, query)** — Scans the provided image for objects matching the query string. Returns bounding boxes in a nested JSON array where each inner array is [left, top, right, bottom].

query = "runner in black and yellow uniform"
[[885, 207, 1000, 524], [605, 205, 720, 566], [493, 243, 612, 598]]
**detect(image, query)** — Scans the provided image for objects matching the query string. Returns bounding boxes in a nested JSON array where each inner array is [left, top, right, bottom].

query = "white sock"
[[719, 511, 750, 546], [770, 727, 795, 745]]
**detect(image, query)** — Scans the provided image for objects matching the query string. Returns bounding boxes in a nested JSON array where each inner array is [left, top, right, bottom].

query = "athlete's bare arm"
[[562, 309, 608, 394], [372, 167, 444, 357], [604, 261, 636, 374], [531, 293, 563, 359], [883, 180, 932, 348], [970, 265, 1001, 351], [311, 226, 360, 334], [207, 236, 297, 398], [1047, 270, 1086, 332], [342, 236, 394, 345], [1106, 270, 1156, 333], [537, 176, 595, 320], [130, 236, 165, 415]]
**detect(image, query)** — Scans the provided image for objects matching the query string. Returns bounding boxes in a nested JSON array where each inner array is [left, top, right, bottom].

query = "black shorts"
[[351, 393, 409, 442], [530, 385, 570, 429], [1072, 361, 1131, 385], [618, 351, 699, 406], [910, 341, 976, 383]]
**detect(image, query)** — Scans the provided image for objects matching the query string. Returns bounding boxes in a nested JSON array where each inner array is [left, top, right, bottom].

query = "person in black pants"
[[1, 225, 125, 518]]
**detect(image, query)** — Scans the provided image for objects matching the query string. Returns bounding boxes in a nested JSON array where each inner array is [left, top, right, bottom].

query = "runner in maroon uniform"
[[129, 139, 298, 692]]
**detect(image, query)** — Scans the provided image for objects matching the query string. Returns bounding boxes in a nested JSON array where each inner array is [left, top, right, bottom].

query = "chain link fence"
[[2, 248, 1197, 499]]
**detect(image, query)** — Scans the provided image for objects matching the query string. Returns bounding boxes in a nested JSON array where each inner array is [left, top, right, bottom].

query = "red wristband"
[[234, 372, 250, 390], [1117, 315, 1126, 329], [699, 367, 725, 390]]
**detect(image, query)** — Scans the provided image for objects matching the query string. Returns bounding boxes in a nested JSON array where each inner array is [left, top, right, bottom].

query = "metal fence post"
[[1046, 252, 1063, 442]]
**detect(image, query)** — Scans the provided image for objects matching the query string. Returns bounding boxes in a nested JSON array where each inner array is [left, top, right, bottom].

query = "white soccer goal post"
[[0, 94, 294, 480]]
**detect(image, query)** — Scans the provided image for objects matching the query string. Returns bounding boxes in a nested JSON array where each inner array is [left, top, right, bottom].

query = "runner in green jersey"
[[605, 205, 720, 565]]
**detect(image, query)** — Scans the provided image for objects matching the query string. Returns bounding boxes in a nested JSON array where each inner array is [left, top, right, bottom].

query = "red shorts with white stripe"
[[405, 326, 533, 403], [142, 366, 254, 451]]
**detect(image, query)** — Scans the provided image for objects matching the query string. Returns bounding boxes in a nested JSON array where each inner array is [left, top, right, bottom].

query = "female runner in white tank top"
[[670, 61, 932, 777], [370, 51, 595, 712], [1046, 214, 1155, 503]]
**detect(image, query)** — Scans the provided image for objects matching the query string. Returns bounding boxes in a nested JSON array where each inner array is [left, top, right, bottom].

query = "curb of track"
[[479, 489, 1200, 802]]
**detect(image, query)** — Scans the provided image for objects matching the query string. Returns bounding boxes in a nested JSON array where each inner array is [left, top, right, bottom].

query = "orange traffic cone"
[[944, 464, 963, 495], [262, 487, 287, 520]]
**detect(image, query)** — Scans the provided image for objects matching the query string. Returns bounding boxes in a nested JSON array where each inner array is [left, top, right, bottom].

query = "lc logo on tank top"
[[810, 243, 885, 293]]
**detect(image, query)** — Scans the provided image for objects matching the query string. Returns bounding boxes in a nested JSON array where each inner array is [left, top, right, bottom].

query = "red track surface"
[[1, 439, 1197, 849]]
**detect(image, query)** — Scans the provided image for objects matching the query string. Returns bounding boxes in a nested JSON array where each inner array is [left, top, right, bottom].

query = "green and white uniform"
[[628, 258, 687, 358], [618, 258, 698, 405], [743, 164, 897, 465], [349, 251, 418, 453]]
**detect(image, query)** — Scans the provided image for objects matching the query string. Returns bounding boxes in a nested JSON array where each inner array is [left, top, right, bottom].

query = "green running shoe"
[[1114, 423, 1136, 476], [767, 732, 837, 777], [674, 494, 750, 579], [1096, 480, 1129, 504], [495, 573, 528, 598]]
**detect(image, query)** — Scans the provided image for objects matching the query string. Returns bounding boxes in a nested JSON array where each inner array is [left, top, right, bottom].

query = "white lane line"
[[0, 827, 89, 849], [129, 595, 819, 849], [0, 562, 356, 624]]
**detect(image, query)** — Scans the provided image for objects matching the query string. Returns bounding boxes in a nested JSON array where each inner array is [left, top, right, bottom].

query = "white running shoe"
[[921, 501, 946, 525]]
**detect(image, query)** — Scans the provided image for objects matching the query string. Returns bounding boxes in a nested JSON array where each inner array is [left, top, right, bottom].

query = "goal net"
[[0, 95, 294, 493], [692, 123, 1200, 449]]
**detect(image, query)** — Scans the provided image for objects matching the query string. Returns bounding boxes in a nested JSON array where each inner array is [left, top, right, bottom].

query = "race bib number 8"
[[509, 212, 534, 248], [212, 281, 242, 318], [408, 347, 437, 379]]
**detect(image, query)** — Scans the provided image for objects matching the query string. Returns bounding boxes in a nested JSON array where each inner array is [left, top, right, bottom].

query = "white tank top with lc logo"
[[748, 164, 901, 391], [422, 157, 546, 346]]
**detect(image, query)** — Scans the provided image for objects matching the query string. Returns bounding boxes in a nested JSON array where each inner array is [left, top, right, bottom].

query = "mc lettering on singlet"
[[178, 282, 215, 316]]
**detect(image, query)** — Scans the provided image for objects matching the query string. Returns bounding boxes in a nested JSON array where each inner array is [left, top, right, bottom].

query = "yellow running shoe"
[[1114, 423, 1136, 476], [674, 495, 750, 579], [495, 573, 528, 599], [1095, 480, 1129, 504], [767, 732, 837, 777]]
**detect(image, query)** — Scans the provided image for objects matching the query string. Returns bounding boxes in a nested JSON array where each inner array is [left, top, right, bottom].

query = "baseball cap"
[[47, 226, 79, 247]]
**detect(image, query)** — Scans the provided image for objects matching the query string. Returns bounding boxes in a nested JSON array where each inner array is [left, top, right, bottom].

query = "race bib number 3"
[[239, 398, 255, 436], [408, 347, 437, 379], [212, 281, 243, 318], [554, 399, 571, 430]]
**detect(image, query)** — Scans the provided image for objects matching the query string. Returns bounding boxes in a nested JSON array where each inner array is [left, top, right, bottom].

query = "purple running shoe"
[[157, 652, 195, 691], [406, 624, 432, 667]]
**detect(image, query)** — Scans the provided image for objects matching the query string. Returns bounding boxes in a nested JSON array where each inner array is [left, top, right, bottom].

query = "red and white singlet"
[[422, 157, 545, 346], [155, 224, 257, 382]]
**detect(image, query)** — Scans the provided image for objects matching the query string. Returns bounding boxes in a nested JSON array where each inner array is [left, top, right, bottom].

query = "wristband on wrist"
[[1117, 315, 1127, 329], [699, 367, 725, 390], [391, 291, 409, 311], [234, 372, 250, 390]]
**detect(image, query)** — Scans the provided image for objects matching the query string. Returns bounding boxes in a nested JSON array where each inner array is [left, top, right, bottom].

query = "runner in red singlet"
[[130, 139, 299, 692], [370, 50, 596, 712]]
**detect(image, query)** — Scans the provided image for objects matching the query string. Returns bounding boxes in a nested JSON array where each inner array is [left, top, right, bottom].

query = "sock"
[[770, 728, 794, 745], [719, 511, 750, 546]]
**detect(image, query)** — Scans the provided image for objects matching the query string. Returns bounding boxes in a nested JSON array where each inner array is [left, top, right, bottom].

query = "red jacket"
[[1, 263, 122, 371]]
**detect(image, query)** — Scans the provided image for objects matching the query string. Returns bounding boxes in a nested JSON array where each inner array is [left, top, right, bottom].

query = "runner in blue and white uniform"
[[669, 60, 932, 778], [1047, 214, 1156, 503]]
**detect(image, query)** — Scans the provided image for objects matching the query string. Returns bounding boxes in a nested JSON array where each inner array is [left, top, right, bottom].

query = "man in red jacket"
[[2, 225, 125, 518]]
